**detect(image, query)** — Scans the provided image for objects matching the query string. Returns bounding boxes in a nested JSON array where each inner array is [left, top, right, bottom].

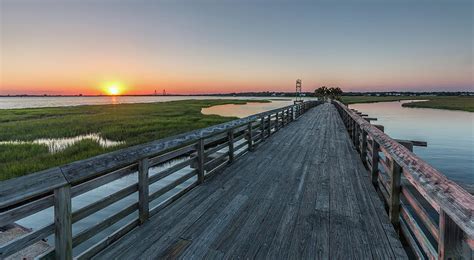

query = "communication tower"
[[294, 79, 303, 104]]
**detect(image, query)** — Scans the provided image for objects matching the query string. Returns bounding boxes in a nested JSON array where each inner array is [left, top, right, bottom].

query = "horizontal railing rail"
[[0, 100, 321, 259], [333, 100, 474, 260]]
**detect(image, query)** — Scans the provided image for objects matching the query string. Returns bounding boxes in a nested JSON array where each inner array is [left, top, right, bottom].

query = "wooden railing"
[[333, 100, 474, 259], [0, 101, 321, 259]]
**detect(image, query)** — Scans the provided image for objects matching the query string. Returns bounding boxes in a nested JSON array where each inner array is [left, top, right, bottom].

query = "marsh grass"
[[341, 95, 473, 112], [341, 96, 427, 104], [0, 99, 268, 180], [401, 96, 474, 112]]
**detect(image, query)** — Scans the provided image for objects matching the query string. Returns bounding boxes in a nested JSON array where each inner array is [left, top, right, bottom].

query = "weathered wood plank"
[[227, 130, 234, 163], [0, 223, 54, 258], [400, 206, 437, 258], [138, 158, 150, 224], [334, 100, 474, 239], [0, 167, 66, 209], [71, 164, 137, 198], [72, 183, 138, 223], [148, 170, 196, 202], [77, 219, 139, 259], [389, 159, 402, 230], [149, 157, 195, 185], [0, 194, 53, 227], [401, 187, 439, 241], [438, 209, 473, 259], [54, 185, 72, 260], [73, 203, 138, 247]]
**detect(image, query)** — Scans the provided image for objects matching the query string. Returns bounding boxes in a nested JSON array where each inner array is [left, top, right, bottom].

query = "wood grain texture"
[[54, 185, 72, 260], [334, 100, 473, 239], [92, 104, 407, 259], [0, 101, 321, 258]]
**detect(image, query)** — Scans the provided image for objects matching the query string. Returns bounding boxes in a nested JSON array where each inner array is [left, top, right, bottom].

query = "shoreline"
[[343, 95, 474, 112]]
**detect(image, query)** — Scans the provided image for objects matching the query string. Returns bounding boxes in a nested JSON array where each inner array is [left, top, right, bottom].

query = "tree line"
[[314, 86, 343, 100]]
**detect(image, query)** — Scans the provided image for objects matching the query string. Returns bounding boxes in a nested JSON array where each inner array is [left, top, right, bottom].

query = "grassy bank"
[[341, 95, 426, 104], [401, 96, 474, 112], [0, 99, 268, 180], [342, 95, 474, 112]]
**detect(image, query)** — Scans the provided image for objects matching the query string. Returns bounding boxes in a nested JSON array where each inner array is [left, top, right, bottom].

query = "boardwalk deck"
[[93, 103, 407, 259]]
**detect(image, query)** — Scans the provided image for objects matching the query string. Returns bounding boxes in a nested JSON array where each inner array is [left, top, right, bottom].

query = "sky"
[[0, 0, 472, 95]]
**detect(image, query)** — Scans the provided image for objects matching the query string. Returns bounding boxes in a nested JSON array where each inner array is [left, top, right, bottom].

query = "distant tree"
[[329, 87, 343, 100], [314, 86, 343, 100], [314, 86, 329, 99]]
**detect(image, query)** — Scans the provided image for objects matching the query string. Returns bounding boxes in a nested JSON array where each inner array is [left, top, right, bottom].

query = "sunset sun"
[[104, 82, 124, 95]]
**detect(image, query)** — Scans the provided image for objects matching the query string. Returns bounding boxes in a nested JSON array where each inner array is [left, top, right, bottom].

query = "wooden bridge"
[[0, 101, 473, 259]]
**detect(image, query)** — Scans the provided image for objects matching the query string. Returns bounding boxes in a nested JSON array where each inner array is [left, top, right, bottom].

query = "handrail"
[[0, 100, 321, 259], [0, 102, 313, 209], [333, 100, 474, 259]]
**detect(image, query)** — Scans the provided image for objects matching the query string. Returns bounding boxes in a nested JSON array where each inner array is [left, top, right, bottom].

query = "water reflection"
[[0, 96, 297, 109], [0, 134, 125, 153], [201, 100, 295, 118], [349, 100, 474, 190]]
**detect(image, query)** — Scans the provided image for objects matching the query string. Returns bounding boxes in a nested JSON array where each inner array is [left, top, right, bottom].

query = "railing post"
[[260, 117, 265, 141], [197, 139, 205, 183], [54, 185, 72, 260], [349, 119, 354, 140], [267, 116, 271, 136], [360, 129, 368, 164], [138, 158, 149, 224], [247, 122, 253, 151], [438, 210, 471, 259], [290, 107, 295, 122], [389, 158, 402, 231], [276, 112, 280, 130], [354, 124, 360, 150], [350, 120, 356, 142], [228, 129, 234, 163], [370, 139, 380, 186], [268, 115, 272, 136], [281, 111, 285, 126]]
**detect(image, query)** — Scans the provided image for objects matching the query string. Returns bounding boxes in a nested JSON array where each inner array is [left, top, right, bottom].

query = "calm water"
[[202, 100, 295, 117], [0, 96, 298, 109], [0, 133, 124, 153], [349, 101, 474, 190]]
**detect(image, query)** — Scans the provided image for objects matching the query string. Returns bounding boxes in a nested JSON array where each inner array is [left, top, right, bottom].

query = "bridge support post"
[[389, 159, 402, 231], [438, 210, 472, 259], [197, 139, 205, 183], [138, 158, 150, 224], [228, 129, 234, 163], [54, 185, 72, 260]]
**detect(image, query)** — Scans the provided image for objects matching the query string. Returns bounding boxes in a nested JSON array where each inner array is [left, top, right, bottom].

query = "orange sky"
[[1, 1, 472, 95]]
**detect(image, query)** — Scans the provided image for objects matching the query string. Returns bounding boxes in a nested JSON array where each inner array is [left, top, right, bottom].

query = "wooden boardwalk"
[[93, 103, 407, 259]]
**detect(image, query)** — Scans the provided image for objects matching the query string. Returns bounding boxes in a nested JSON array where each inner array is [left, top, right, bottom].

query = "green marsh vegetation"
[[0, 99, 268, 180], [342, 95, 474, 112], [401, 96, 474, 112], [341, 95, 426, 104]]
